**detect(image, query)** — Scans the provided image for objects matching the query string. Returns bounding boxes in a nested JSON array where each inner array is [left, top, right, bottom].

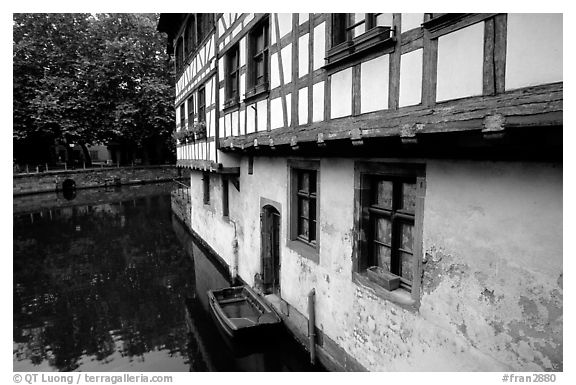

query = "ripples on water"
[[13, 184, 323, 372]]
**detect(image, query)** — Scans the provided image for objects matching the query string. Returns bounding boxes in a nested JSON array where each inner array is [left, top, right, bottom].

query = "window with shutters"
[[353, 162, 425, 308], [288, 160, 320, 263]]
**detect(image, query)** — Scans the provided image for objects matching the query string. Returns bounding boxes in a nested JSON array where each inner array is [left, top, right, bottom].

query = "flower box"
[[366, 266, 400, 291]]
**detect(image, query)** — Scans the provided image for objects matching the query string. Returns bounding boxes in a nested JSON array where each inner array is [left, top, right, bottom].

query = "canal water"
[[13, 183, 324, 372]]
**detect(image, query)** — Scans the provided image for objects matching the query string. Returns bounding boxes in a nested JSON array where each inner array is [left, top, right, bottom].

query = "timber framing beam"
[[218, 82, 562, 152]]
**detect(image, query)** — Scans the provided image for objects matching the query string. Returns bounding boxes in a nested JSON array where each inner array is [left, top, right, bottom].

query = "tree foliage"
[[13, 13, 175, 164]]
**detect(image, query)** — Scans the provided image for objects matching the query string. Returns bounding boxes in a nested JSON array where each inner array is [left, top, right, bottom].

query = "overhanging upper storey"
[[213, 13, 562, 158], [159, 13, 563, 168]]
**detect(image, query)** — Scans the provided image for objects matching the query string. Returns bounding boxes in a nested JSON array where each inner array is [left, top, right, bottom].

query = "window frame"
[[246, 17, 270, 100], [326, 13, 394, 69], [222, 177, 229, 218], [352, 162, 425, 310], [197, 86, 206, 123], [287, 159, 320, 263], [185, 15, 196, 58], [202, 171, 210, 205], [187, 97, 194, 128], [179, 104, 186, 131], [224, 44, 241, 108]]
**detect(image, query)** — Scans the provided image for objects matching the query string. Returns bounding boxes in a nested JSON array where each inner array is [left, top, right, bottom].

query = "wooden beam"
[[218, 82, 562, 150]]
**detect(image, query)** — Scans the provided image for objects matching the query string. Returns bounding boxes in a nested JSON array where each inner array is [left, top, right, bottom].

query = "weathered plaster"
[[186, 157, 562, 371]]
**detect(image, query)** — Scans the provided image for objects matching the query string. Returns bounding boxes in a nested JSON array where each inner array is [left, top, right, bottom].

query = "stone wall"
[[13, 165, 184, 196]]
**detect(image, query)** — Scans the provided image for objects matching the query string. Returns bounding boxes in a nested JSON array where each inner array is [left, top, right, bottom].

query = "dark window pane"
[[399, 222, 413, 252], [332, 14, 347, 45], [374, 245, 391, 271], [309, 171, 317, 193], [309, 198, 316, 222], [298, 197, 308, 218], [401, 182, 417, 213], [299, 171, 309, 192], [374, 180, 393, 208], [374, 217, 391, 245], [298, 218, 309, 239], [399, 252, 413, 283], [310, 219, 316, 242], [257, 59, 265, 78]]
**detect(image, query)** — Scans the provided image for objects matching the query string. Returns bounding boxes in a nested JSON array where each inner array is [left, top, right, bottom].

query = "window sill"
[[421, 13, 467, 33], [244, 83, 269, 103], [223, 98, 240, 113], [287, 239, 319, 264], [325, 27, 395, 70], [352, 272, 418, 311]]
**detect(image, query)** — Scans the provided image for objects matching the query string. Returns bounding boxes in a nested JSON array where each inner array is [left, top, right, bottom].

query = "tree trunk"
[[79, 143, 92, 168]]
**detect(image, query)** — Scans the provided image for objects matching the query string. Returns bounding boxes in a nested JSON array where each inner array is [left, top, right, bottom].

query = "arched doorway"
[[261, 205, 281, 295]]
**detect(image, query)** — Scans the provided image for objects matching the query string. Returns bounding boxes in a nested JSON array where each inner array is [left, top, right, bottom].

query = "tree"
[[13, 13, 175, 166]]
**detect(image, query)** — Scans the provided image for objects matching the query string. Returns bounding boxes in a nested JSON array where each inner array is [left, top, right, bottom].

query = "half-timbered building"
[[158, 13, 562, 371]]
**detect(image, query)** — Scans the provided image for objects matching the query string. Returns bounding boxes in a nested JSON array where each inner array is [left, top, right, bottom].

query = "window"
[[288, 160, 320, 262], [196, 13, 214, 46], [353, 162, 425, 308], [222, 177, 229, 217], [295, 170, 317, 244], [246, 18, 269, 98], [185, 16, 196, 57], [327, 13, 393, 68], [332, 13, 388, 46], [179, 104, 185, 130], [202, 172, 210, 204], [175, 36, 184, 72], [224, 44, 240, 107], [197, 86, 206, 123], [187, 97, 194, 127]]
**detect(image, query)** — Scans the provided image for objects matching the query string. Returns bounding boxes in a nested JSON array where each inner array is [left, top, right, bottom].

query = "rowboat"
[[207, 285, 281, 340]]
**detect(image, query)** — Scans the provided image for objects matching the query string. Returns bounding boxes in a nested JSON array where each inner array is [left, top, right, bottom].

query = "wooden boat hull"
[[207, 285, 281, 340]]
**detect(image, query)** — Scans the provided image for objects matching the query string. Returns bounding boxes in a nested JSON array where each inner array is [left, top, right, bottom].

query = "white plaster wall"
[[239, 109, 245, 136], [270, 97, 283, 129], [239, 37, 246, 67], [188, 155, 561, 372], [313, 23, 326, 71], [281, 44, 292, 84], [312, 82, 325, 122], [218, 57, 224, 82], [218, 87, 224, 111], [231, 110, 239, 137], [299, 34, 309, 77], [331, 68, 352, 119], [298, 87, 308, 125], [299, 13, 309, 25], [240, 73, 246, 100], [271, 52, 280, 89], [505, 14, 562, 90], [401, 13, 423, 32], [361, 54, 389, 113], [278, 13, 292, 38], [246, 103, 256, 134], [256, 99, 267, 132], [436, 22, 484, 102], [218, 117, 224, 138]]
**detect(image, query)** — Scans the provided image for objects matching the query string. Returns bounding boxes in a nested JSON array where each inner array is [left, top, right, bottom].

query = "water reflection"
[[14, 184, 324, 372], [14, 189, 194, 372]]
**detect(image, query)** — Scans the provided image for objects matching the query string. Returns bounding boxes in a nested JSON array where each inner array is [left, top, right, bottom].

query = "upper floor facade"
[[158, 13, 563, 170]]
